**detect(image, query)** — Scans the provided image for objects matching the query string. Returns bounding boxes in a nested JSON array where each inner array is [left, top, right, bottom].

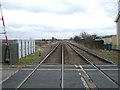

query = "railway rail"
[[67, 43, 120, 88], [16, 43, 61, 89], [68, 42, 115, 64]]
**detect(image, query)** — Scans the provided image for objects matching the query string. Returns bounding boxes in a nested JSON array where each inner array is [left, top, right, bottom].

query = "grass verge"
[[16, 51, 40, 65], [15, 45, 48, 65], [99, 50, 120, 63]]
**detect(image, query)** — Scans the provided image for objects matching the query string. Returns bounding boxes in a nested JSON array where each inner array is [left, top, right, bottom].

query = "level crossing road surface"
[[1, 64, 120, 89], [82, 65, 119, 88]]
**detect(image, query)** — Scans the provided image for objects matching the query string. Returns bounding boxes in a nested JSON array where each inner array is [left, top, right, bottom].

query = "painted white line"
[[79, 73, 81, 76], [75, 65, 90, 88], [11, 64, 75, 67], [20, 68, 120, 71], [81, 64, 118, 67], [79, 65, 90, 78], [85, 69, 120, 71], [21, 69, 80, 71], [78, 65, 98, 89], [89, 69, 119, 70], [11, 64, 117, 68], [21, 69, 61, 70], [61, 44, 64, 88], [75, 65, 78, 68], [81, 77, 89, 88], [75, 65, 80, 72], [96, 65, 118, 66], [0, 70, 19, 84]]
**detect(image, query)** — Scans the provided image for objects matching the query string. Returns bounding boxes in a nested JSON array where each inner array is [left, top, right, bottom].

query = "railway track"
[[67, 42, 120, 89], [15, 43, 62, 89], [68, 42, 115, 64], [2, 41, 119, 89], [13, 42, 65, 89]]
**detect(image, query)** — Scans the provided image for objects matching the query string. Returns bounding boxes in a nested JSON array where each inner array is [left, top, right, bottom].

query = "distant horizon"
[[0, 33, 117, 40]]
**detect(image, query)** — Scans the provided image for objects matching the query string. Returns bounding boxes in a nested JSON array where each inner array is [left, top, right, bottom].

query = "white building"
[[115, 0, 120, 50]]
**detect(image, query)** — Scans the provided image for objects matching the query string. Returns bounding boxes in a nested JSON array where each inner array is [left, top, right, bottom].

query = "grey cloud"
[[7, 23, 116, 35], [53, 1, 86, 14], [3, 0, 117, 39], [98, 1, 118, 17], [7, 22, 116, 32], [3, 1, 86, 14]]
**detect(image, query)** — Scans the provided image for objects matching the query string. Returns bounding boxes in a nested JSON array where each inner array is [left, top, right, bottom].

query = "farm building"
[[0, 39, 35, 64], [115, 0, 120, 50], [102, 35, 117, 50]]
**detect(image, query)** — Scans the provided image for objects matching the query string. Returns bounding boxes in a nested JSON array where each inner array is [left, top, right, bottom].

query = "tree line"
[[70, 32, 102, 47]]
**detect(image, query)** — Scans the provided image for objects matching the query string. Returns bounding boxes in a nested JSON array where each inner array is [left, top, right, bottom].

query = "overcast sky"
[[0, 0, 119, 39]]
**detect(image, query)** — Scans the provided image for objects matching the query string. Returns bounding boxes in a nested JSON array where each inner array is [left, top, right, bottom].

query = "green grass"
[[99, 50, 120, 63], [16, 51, 40, 65]]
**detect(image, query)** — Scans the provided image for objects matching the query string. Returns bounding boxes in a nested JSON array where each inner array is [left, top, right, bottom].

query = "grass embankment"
[[16, 51, 40, 65], [99, 50, 120, 63], [16, 45, 47, 65]]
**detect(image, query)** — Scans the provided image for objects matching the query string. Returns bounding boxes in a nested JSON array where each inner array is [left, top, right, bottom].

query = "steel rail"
[[61, 44, 64, 88], [16, 43, 60, 89], [68, 43, 120, 87], [69, 42, 115, 64]]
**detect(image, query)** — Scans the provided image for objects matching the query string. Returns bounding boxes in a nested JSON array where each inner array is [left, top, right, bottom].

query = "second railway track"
[[68, 42, 115, 64], [67, 42, 119, 88]]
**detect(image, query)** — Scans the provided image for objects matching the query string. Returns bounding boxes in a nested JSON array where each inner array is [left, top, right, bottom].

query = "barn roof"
[[115, 12, 120, 22]]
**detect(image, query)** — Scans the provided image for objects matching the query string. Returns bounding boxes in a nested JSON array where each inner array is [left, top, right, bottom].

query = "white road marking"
[[20, 68, 120, 71], [75, 65, 78, 68], [82, 64, 118, 67], [21, 69, 79, 71], [81, 77, 89, 88], [75, 65, 90, 89], [79, 65, 90, 79], [75, 65, 80, 72], [79, 73, 81, 76], [61, 44, 64, 88]]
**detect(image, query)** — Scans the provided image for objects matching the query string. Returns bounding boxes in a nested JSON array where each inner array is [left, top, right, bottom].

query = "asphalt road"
[[82, 65, 119, 89], [1, 64, 119, 89]]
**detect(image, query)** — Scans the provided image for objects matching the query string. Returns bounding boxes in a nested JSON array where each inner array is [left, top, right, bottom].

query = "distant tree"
[[52, 37, 57, 41], [42, 39, 46, 41], [73, 35, 81, 42], [52, 37, 55, 41], [72, 32, 102, 48], [79, 32, 89, 39], [70, 37, 73, 40], [79, 32, 99, 40]]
